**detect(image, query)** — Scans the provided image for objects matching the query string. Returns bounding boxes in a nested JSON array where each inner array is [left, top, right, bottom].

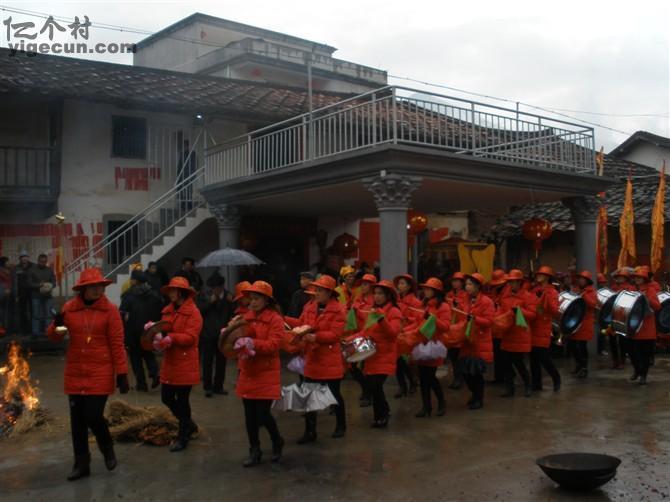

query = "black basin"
[[536, 453, 621, 491]]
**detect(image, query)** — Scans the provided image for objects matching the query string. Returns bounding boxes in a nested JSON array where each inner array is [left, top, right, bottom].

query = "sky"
[[1, 0, 668, 151]]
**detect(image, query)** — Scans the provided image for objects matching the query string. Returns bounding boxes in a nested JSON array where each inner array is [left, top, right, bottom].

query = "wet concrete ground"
[[1, 353, 669, 501]]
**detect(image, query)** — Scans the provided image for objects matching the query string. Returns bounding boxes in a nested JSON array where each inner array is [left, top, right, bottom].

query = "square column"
[[209, 203, 242, 287]]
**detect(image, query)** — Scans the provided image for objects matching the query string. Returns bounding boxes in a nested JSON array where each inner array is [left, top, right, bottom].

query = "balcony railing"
[[205, 86, 596, 185], [0, 145, 52, 190]]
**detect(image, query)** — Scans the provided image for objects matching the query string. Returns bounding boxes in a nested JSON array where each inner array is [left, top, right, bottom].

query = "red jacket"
[[47, 295, 128, 395], [160, 298, 203, 386], [360, 302, 401, 376], [352, 293, 375, 330], [410, 299, 452, 367], [296, 298, 346, 380], [634, 282, 661, 340], [236, 307, 283, 400], [571, 285, 597, 341], [499, 289, 536, 353], [446, 289, 469, 346], [458, 293, 495, 363], [530, 284, 559, 348], [397, 292, 423, 331]]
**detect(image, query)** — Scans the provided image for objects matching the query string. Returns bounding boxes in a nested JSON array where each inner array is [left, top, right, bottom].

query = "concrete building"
[[609, 130, 670, 173]]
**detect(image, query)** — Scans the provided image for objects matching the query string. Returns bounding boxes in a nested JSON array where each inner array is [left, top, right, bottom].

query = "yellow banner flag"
[[617, 177, 636, 269], [650, 163, 666, 273]]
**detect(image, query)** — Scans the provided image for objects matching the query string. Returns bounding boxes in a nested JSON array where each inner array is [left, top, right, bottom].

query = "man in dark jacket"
[[14, 251, 33, 335], [120, 270, 163, 391], [198, 272, 233, 397], [145, 261, 167, 293], [288, 271, 315, 317], [28, 253, 56, 337], [176, 257, 203, 292]]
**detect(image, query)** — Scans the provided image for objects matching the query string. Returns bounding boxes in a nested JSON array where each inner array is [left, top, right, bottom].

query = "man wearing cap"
[[14, 251, 33, 335], [288, 271, 315, 318], [120, 270, 163, 391], [530, 266, 561, 392], [570, 271, 598, 378]]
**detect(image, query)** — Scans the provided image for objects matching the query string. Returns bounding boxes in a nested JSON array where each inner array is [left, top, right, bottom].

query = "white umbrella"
[[196, 247, 264, 267]]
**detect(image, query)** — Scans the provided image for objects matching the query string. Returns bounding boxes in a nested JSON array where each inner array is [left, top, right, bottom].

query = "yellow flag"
[[617, 177, 636, 268], [651, 163, 666, 273]]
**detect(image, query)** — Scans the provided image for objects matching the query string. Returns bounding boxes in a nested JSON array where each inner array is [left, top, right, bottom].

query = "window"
[[111, 116, 147, 159]]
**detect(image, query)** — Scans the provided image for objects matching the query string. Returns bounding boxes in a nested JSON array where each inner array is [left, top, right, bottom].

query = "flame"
[[1, 342, 39, 412]]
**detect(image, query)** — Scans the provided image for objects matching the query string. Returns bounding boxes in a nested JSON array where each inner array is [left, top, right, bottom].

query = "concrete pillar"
[[363, 174, 422, 279], [563, 195, 600, 356], [209, 203, 242, 287]]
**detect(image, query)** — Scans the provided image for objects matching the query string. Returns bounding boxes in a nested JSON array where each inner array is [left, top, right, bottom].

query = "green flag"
[[419, 314, 437, 339], [465, 318, 473, 339], [345, 308, 358, 332], [364, 312, 385, 330], [515, 307, 528, 328]]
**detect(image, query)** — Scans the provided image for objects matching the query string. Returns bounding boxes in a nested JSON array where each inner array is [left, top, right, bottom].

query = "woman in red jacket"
[[361, 280, 402, 428], [151, 277, 203, 452], [393, 274, 420, 398], [630, 267, 661, 385], [47, 268, 129, 481], [499, 269, 537, 398], [570, 270, 597, 378], [290, 275, 347, 442], [412, 278, 451, 417], [232, 281, 284, 467], [529, 266, 561, 392], [446, 272, 468, 389], [487, 270, 508, 384], [349, 273, 377, 406]]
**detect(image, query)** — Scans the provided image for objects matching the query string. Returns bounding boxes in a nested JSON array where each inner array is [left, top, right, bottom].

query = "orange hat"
[[233, 281, 252, 301], [419, 277, 444, 293], [373, 280, 398, 300], [393, 274, 416, 290], [243, 280, 274, 299], [597, 273, 607, 284], [161, 276, 196, 297], [451, 272, 466, 281], [506, 269, 524, 281], [488, 269, 507, 286], [465, 273, 485, 286], [612, 269, 630, 279], [361, 273, 378, 283], [310, 274, 338, 292], [73, 268, 112, 291], [631, 266, 650, 281], [536, 265, 554, 279], [576, 270, 593, 284]]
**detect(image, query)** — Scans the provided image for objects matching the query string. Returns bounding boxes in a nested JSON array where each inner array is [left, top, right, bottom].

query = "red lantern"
[[522, 218, 553, 257], [333, 233, 359, 259], [407, 210, 428, 235]]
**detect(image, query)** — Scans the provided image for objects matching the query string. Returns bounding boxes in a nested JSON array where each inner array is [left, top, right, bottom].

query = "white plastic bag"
[[287, 355, 305, 375], [273, 382, 337, 412], [411, 340, 447, 361]]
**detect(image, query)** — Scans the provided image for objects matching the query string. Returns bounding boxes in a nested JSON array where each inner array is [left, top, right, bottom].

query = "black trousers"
[[17, 293, 31, 335], [418, 365, 445, 411], [366, 374, 389, 421], [631, 339, 655, 378], [350, 363, 370, 399], [395, 357, 415, 392], [609, 334, 627, 364], [68, 395, 111, 457], [569, 340, 588, 370], [127, 342, 158, 387], [492, 338, 504, 382], [201, 337, 226, 391], [161, 384, 193, 440], [304, 377, 346, 431], [530, 347, 561, 389], [447, 348, 462, 382], [464, 374, 485, 402], [502, 350, 530, 389], [242, 398, 281, 448]]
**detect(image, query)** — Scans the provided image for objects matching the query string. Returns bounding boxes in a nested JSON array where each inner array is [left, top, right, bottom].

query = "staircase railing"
[[63, 132, 209, 290]]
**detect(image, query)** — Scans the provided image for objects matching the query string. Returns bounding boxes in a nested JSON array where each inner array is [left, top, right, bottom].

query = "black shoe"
[[637, 375, 647, 386], [151, 376, 160, 389], [394, 388, 408, 399], [468, 400, 483, 410], [169, 438, 188, 452], [331, 427, 346, 439], [243, 447, 262, 467], [630, 373, 639, 381], [205, 390, 213, 398], [98, 442, 117, 471], [188, 420, 199, 439], [576, 368, 588, 379], [370, 417, 389, 428], [524, 385, 532, 398], [67, 454, 91, 481], [553, 381, 561, 392], [436, 402, 446, 416], [359, 399, 372, 408], [296, 431, 317, 444], [213, 388, 228, 396], [271, 437, 284, 462], [415, 408, 431, 418], [135, 383, 148, 392]]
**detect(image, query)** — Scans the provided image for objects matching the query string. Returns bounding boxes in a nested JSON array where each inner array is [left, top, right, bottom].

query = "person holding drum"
[[610, 269, 634, 370], [446, 272, 469, 390], [499, 269, 537, 398], [393, 274, 421, 398], [350, 273, 377, 406], [570, 271, 597, 379], [234, 281, 285, 467], [362, 280, 402, 428], [411, 278, 450, 417], [288, 275, 347, 442], [630, 266, 661, 385], [530, 266, 561, 392]]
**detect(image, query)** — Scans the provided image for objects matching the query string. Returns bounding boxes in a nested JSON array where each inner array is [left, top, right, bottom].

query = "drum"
[[596, 288, 619, 327], [611, 290, 648, 337], [552, 291, 586, 336], [141, 320, 172, 351], [341, 336, 377, 363], [656, 291, 670, 334]]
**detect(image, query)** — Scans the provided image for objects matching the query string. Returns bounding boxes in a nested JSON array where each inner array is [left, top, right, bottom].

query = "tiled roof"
[[0, 48, 348, 122]]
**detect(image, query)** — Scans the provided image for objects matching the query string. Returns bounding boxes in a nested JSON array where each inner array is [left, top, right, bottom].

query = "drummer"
[[609, 269, 634, 370], [393, 274, 421, 398], [349, 273, 377, 407], [630, 266, 661, 385], [498, 269, 537, 398], [411, 278, 450, 417], [446, 272, 469, 390], [359, 280, 402, 428], [530, 266, 561, 392], [486, 269, 507, 384], [288, 275, 347, 442], [570, 271, 597, 379]]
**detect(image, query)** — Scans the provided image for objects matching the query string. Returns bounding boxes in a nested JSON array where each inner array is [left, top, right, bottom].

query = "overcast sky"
[[1, 0, 668, 151]]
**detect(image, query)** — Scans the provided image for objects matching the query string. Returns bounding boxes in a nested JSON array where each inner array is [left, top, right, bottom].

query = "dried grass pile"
[[6, 406, 50, 437], [106, 400, 178, 446]]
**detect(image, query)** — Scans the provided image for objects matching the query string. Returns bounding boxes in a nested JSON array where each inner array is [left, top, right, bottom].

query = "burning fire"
[[0, 342, 40, 436]]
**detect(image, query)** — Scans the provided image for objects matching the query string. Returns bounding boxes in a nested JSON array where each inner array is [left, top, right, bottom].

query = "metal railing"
[[205, 86, 596, 184], [0, 145, 52, 189]]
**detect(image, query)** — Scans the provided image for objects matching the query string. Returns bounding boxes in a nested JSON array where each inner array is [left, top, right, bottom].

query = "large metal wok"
[[536, 453, 621, 491]]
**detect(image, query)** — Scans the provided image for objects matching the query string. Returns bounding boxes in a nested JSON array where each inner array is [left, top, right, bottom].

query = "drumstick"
[[409, 305, 469, 316]]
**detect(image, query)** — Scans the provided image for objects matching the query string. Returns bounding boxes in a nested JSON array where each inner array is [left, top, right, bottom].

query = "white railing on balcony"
[[205, 86, 596, 184]]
